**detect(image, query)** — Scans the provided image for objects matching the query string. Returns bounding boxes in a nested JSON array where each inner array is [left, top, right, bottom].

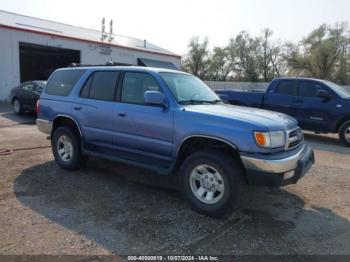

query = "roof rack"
[[67, 61, 133, 67]]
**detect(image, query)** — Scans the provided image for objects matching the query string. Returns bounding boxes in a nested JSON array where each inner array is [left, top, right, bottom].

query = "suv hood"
[[185, 104, 298, 131]]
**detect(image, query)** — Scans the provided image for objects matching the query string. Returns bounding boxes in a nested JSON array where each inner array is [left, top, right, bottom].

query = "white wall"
[[0, 27, 181, 101]]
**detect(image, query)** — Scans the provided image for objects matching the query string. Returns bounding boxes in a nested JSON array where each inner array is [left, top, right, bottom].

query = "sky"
[[0, 0, 349, 55]]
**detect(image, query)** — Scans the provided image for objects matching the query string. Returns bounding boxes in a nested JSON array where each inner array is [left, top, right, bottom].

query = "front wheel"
[[180, 150, 243, 218], [339, 121, 350, 147], [51, 126, 87, 170]]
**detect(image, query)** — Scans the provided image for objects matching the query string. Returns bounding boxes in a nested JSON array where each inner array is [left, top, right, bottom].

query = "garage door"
[[19, 42, 80, 82]]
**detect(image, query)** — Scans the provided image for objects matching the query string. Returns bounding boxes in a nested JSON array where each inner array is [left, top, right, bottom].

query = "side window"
[[22, 83, 35, 91], [46, 69, 86, 96], [275, 80, 298, 96], [121, 72, 161, 105], [299, 81, 324, 97], [89, 72, 119, 101]]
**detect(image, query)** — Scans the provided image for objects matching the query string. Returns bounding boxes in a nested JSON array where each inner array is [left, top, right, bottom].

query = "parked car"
[[216, 78, 350, 146], [9, 80, 46, 114], [36, 67, 314, 217]]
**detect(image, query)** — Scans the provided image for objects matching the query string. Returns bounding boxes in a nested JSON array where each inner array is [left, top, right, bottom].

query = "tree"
[[257, 28, 285, 81], [287, 23, 350, 82], [207, 47, 230, 81], [335, 46, 350, 84], [227, 31, 260, 82], [182, 22, 350, 84], [181, 37, 210, 79]]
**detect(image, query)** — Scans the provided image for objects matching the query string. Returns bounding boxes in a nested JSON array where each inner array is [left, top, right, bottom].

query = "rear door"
[[73, 71, 119, 147], [263, 80, 299, 118], [113, 71, 174, 164], [297, 80, 335, 131]]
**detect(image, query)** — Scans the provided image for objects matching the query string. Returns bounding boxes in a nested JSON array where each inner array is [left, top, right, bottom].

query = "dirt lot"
[[0, 103, 350, 256]]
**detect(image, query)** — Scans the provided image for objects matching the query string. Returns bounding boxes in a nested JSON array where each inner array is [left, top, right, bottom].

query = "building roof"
[[0, 9, 181, 58]]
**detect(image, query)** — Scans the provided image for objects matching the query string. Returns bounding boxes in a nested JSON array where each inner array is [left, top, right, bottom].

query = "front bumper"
[[241, 145, 315, 187], [36, 118, 52, 135]]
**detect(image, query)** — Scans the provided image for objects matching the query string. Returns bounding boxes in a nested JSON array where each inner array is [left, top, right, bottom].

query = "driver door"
[[113, 71, 174, 163], [297, 80, 335, 132]]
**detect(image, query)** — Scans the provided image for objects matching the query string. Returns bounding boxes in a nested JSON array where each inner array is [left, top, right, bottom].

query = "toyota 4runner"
[[36, 66, 315, 217]]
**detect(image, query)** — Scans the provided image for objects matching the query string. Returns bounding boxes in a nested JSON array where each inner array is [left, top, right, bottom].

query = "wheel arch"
[[337, 117, 350, 132], [11, 96, 18, 103], [174, 135, 246, 181], [11, 96, 23, 104], [52, 115, 83, 139]]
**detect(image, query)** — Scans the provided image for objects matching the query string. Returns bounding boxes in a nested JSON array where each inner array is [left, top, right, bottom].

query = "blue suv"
[[36, 66, 314, 217]]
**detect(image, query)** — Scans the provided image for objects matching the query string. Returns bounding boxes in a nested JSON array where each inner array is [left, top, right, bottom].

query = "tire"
[[12, 98, 24, 115], [180, 149, 243, 218], [51, 126, 87, 170], [339, 121, 350, 147]]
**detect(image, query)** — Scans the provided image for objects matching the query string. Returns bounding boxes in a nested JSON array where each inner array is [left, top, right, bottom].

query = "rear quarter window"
[[46, 69, 86, 96]]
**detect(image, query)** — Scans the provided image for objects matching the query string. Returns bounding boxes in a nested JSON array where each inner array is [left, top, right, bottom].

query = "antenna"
[[108, 19, 114, 43], [101, 17, 108, 42]]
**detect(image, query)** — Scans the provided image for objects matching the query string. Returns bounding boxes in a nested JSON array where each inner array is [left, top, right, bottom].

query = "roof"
[[0, 9, 181, 59], [274, 77, 327, 82]]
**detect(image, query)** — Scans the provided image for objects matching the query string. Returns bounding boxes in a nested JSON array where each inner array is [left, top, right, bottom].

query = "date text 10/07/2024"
[[127, 256, 219, 261]]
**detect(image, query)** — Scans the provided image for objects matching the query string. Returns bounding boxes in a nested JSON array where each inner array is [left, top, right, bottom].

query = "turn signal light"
[[255, 132, 266, 146]]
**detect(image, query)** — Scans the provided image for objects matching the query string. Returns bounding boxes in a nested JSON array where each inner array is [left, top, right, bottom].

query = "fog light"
[[284, 171, 295, 180]]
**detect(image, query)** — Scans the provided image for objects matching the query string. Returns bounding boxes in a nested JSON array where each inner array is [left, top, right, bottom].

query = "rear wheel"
[[339, 121, 350, 147], [51, 126, 87, 170], [180, 150, 243, 218], [12, 98, 24, 115]]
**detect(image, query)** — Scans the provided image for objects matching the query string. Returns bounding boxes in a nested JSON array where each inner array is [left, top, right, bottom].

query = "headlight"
[[254, 130, 285, 148]]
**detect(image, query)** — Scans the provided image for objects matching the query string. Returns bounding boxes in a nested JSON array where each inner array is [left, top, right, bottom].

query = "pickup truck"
[[36, 67, 314, 217], [216, 78, 350, 146]]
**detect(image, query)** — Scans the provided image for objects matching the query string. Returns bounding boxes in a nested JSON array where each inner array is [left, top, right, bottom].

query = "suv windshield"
[[324, 80, 350, 98], [160, 73, 220, 104]]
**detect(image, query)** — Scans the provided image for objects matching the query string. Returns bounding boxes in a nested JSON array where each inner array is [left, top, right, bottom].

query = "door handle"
[[74, 106, 82, 111], [118, 112, 127, 117]]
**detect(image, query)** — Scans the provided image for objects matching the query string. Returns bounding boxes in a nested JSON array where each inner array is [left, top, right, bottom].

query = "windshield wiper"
[[179, 99, 223, 105], [212, 99, 225, 104]]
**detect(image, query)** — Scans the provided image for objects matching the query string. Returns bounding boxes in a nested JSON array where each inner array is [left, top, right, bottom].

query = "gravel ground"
[[0, 103, 350, 256]]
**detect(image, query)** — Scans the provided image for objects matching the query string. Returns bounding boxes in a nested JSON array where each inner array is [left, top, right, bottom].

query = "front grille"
[[289, 130, 297, 137], [286, 128, 303, 150]]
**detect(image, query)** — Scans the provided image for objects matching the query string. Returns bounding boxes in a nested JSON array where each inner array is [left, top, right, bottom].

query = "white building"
[[0, 10, 181, 101]]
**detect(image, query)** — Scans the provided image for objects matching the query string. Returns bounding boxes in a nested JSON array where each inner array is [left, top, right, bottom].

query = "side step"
[[82, 147, 174, 176]]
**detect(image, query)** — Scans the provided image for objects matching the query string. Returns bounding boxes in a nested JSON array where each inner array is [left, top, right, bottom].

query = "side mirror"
[[144, 91, 168, 108], [317, 90, 332, 100]]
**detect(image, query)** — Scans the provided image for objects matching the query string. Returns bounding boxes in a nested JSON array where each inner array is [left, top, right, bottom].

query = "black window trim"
[[297, 80, 334, 98], [275, 79, 299, 97], [117, 71, 163, 106], [79, 70, 121, 102], [79, 73, 94, 98]]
